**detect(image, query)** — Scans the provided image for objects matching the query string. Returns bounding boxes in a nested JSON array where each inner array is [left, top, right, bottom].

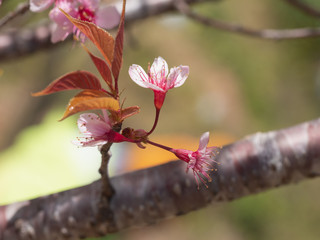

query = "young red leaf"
[[109, 106, 140, 122], [60, 89, 120, 120], [60, 9, 115, 66], [83, 46, 113, 90], [120, 106, 140, 121], [112, 0, 126, 81], [32, 71, 102, 96]]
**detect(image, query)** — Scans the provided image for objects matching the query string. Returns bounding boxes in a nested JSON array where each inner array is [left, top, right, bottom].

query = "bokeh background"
[[1, 0, 320, 239]]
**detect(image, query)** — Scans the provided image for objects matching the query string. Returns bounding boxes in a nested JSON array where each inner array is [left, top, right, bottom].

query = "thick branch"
[[284, 0, 320, 18], [0, 22, 58, 60], [175, 0, 320, 40], [0, 0, 211, 62], [1, 118, 320, 240]]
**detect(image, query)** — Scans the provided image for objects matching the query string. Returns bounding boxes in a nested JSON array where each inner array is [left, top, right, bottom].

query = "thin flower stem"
[[147, 108, 160, 135], [146, 139, 173, 152]]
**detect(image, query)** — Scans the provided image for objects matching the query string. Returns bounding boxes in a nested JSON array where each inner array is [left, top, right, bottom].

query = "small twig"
[[0, 3, 30, 29], [99, 143, 115, 198], [284, 0, 320, 18], [175, 0, 320, 40], [98, 142, 115, 225]]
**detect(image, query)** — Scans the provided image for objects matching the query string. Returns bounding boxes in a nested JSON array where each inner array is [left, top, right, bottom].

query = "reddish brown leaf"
[[32, 71, 101, 96], [110, 106, 140, 122], [60, 90, 120, 120], [120, 106, 140, 121], [61, 9, 114, 66], [83, 46, 113, 90], [112, 0, 126, 81]]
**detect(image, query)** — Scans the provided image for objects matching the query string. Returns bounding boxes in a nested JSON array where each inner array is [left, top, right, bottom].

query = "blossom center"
[[78, 5, 96, 23]]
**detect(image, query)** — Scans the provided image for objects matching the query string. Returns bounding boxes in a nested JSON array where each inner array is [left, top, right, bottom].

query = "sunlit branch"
[[1, 118, 319, 240], [175, 0, 320, 40]]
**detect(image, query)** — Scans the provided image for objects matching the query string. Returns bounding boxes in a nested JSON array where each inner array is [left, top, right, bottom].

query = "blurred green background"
[[1, 0, 320, 240]]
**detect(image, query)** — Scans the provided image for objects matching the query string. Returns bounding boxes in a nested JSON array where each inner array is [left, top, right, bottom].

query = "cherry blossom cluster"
[[33, 1, 220, 188], [75, 56, 219, 187], [29, 0, 120, 42]]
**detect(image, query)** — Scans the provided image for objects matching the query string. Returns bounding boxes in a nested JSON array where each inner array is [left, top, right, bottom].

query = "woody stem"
[[97, 142, 117, 228]]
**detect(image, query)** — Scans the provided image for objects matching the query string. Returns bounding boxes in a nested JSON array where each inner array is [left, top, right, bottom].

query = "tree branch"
[[284, 0, 320, 18], [97, 142, 116, 228], [0, 3, 30, 29], [1, 118, 320, 240], [0, 0, 212, 62], [175, 0, 320, 40]]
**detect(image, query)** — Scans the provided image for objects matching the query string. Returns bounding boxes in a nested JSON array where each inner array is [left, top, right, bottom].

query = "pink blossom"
[[30, 0, 120, 43], [73, 111, 130, 147], [50, 0, 120, 42], [49, 0, 78, 42], [129, 56, 189, 110], [170, 132, 219, 188]]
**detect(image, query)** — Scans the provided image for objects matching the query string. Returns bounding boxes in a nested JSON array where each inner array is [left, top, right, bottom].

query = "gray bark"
[[0, 118, 319, 240]]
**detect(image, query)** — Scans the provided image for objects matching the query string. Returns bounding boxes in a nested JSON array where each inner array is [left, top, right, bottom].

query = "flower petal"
[[101, 109, 111, 125], [168, 65, 189, 88], [77, 113, 111, 137], [128, 64, 150, 88], [30, 0, 54, 12], [50, 23, 72, 43], [96, 6, 121, 29], [143, 82, 164, 92], [72, 138, 108, 147], [198, 132, 210, 154], [150, 56, 168, 85], [78, 0, 100, 10], [49, 7, 75, 26]]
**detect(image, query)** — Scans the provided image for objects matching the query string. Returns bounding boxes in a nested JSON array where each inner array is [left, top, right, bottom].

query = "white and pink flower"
[[30, 0, 120, 42], [73, 111, 130, 147], [129, 56, 189, 110], [170, 132, 219, 188]]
